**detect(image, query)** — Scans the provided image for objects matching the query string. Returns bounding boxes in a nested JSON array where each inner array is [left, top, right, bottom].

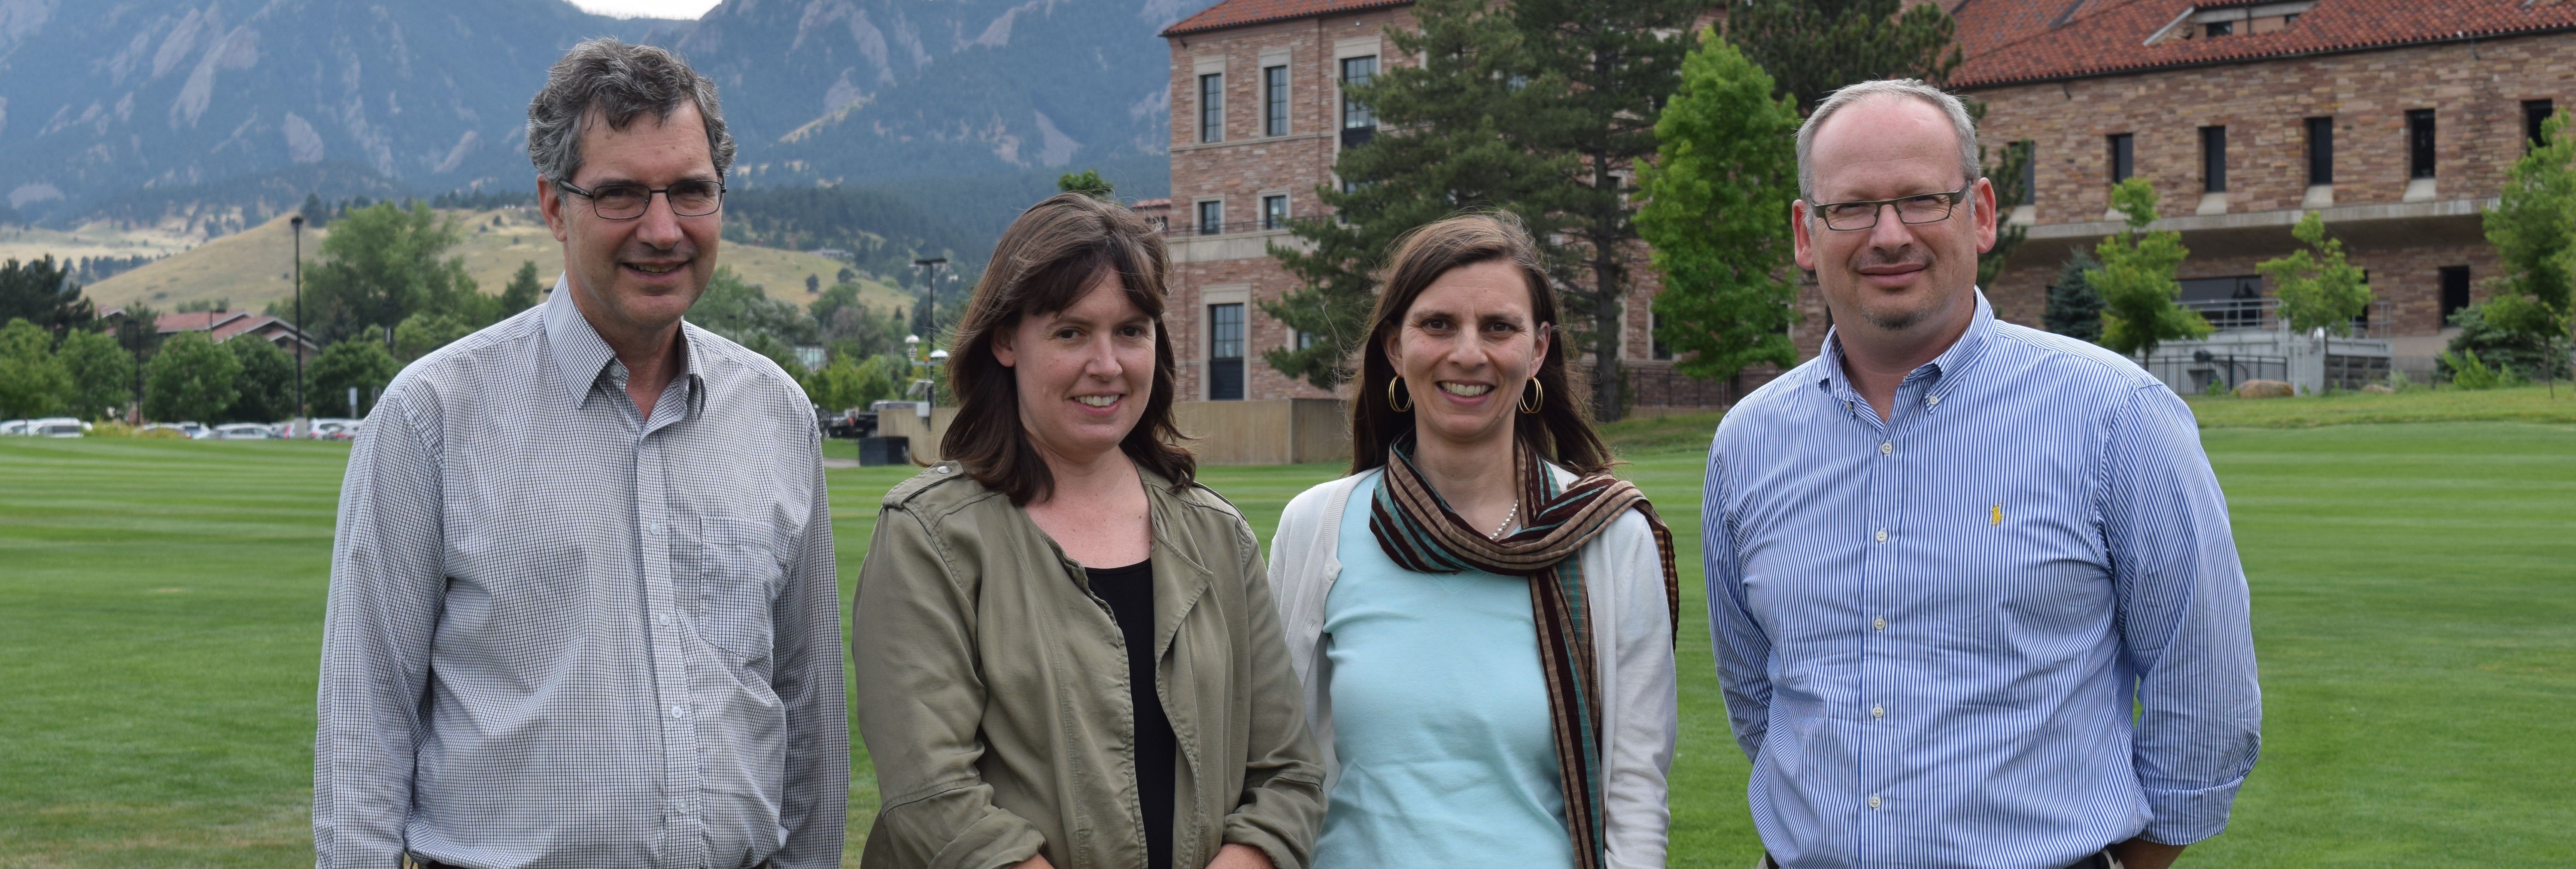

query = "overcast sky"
[[565, 0, 721, 19]]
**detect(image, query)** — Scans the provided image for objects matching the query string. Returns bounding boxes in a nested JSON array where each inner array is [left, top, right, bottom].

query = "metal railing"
[[1165, 219, 1293, 238], [2177, 297, 2399, 338]]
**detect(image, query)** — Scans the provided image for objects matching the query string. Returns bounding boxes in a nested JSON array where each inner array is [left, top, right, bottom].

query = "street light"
[[289, 214, 306, 436], [911, 256, 949, 343]]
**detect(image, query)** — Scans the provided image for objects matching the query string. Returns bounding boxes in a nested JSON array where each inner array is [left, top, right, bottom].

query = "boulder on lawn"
[[2236, 379, 2295, 399]]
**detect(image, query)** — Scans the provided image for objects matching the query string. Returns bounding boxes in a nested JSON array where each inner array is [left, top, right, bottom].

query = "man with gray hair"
[[315, 38, 847, 869], [1700, 79, 2260, 869]]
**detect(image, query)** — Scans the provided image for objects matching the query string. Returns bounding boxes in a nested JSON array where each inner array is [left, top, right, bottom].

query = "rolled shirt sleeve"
[[314, 390, 447, 869], [2099, 385, 2263, 845]]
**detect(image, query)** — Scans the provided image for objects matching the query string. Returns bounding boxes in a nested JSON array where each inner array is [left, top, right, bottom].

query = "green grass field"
[[3, 419, 2571, 866]]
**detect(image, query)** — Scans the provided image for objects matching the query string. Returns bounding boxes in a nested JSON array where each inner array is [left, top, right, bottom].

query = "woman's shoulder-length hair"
[[940, 191, 1194, 505], [1346, 210, 1612, 477]]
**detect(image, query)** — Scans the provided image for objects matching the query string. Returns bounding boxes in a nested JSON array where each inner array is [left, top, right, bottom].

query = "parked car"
[[134, 423, 194, 438], [306, 418, 362, 441], [28, 417, 90, 438], [212, 422, 278, 439], [0, 419, 28, 436]]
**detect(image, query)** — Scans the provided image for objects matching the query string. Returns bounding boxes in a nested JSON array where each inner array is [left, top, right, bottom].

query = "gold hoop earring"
[[1519, 379, 1543, 414], [1388, 377, 1413, 413]]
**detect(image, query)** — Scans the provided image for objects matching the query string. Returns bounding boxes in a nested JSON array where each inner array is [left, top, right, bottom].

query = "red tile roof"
[[1161, 0, 1412, 36], [1950, 0, 2576, 88]]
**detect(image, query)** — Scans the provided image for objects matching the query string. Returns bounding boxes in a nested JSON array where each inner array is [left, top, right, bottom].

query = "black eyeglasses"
[[1813, 189, 1967, 231], [557, 179, 726, 219]]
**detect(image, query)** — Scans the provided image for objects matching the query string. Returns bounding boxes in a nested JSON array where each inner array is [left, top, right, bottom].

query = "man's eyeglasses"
[[557, 179, 726, 219], [1813, 189, 1967, 231]]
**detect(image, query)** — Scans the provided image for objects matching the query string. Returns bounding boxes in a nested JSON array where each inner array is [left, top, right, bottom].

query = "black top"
[[1086, 558, 1176, 869]]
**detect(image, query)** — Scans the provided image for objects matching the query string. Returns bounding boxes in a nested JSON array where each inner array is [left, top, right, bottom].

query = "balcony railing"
[[1168, 219, 1293, 238], [2178, 297, 2398, 338]]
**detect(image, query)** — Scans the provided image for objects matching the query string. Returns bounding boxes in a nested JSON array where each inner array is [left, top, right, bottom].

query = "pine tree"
[[2043, 249, 2104, 342], [499, 261, 545, 317], [1635, 33, 1802, 393]]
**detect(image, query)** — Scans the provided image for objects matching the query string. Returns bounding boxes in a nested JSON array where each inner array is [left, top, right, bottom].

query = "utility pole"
[[290, 215, 306, 434]]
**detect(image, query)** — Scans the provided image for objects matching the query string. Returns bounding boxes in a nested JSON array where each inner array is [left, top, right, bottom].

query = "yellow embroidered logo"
[[1990, 503, 2003, 526]]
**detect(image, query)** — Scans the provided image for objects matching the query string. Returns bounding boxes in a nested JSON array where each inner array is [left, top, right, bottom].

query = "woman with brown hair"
[[1266, 212, 1680, 869], [851, 192, 1325, 869]]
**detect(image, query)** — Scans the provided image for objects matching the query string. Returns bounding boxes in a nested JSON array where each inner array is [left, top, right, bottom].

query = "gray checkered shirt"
[[316, 280, 848, 869]]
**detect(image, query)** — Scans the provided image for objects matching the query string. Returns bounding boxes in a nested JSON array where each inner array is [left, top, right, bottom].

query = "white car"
[[28, 417, 90, 438], [306, 418, 362, 441], [0, 419, 27, 436], [212, 422, 278, 439]]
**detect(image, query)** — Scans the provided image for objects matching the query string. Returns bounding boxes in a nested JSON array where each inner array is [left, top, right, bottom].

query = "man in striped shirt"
[[1702, 79, 2260, 869]]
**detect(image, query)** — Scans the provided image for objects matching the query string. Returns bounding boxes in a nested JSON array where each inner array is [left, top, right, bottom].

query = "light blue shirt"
[[1314, 473, 1575, 868], [1702, 292, 2260, 869]]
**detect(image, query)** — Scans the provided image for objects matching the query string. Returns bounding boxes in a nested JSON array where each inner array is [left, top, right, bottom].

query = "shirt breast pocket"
[[695, 515, 782, 660]]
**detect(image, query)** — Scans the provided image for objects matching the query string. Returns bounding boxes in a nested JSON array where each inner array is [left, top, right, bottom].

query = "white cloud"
[[565, 0, 723, 20]]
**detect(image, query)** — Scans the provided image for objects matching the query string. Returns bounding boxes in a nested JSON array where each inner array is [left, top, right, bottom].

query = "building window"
[[2526, 99, 2557, 150], [2407, 109, 2436, 179], [2107, 133, 2135, 184], [2440, 266, 2472, 325], [1264, 65, 1289, 137], [1197, 200, 1222, 236], [1262, 194, 1288, 230], [1341, 56, 1377, 149], [1649, 311, 1672, 361], [1208, 303, 1245, 401], [2200, 125, 2227, 193], [1199, 73, 1224, 143], [2178, 275, 2264, 330], [2304, 116, 2334, 185], [2017, 141, 2036, 205], [2204, 19, 2233, 36]]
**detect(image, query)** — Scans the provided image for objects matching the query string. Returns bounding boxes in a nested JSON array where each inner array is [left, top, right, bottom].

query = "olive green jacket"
[[851, 462, 1326, 869]]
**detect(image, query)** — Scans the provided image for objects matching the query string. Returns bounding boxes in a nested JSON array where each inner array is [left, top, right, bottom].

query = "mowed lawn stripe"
[[3, 423, 2571, 866]]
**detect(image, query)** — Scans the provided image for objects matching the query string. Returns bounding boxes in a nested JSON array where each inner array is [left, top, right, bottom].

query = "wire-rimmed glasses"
[[1813, 189, 1967, 231], [557, 179, 726, 219]]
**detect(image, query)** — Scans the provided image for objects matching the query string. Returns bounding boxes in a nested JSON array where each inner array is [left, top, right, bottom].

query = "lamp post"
[[911, 256, 949, 341], [289, 214, 307, 436]]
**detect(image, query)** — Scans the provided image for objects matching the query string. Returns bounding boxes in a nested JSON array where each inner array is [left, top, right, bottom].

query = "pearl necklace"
[[1490, 498, 1519, 540]]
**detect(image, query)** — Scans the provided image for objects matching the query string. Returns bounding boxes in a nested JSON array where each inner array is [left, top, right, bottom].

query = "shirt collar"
[[1816, 288, 1999, 413], [542, 273, 708, 415]]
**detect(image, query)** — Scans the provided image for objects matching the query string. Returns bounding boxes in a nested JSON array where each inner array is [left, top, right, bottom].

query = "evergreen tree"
[[0, 317, 68, 418], [498, 261, 545, 317], [2258, 211, 2371, 335], [142, 332, 241, 423], [300, 192, 331, 229], [1724, 0, 1962, 112], [0, 255, 94, 334], [1636, 33, 1802, 392], [2043, 249, 2105, 342], [310, 340, 400, 418], [56, 328, 135, 420], [2088, 178, 2209, 360], [222, 337, 298, 422]]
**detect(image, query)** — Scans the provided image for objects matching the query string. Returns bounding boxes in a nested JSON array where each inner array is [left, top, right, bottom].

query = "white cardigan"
[[1267, 467, 1677, 869]]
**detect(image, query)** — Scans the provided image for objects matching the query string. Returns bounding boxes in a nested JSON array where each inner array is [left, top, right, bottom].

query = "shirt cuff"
[[2140, 776, 2246, 845]]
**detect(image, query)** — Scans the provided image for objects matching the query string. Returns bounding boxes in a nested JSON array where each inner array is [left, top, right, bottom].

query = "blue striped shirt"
[[1701, 292, 2260, 868]]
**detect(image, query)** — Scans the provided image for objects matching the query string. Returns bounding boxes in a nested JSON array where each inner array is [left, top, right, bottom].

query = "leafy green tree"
[[302, 201, 481, 344], [2477, 108, 2576, 392], [0, 255, 93, 334], [143, 331, 241, 422], [2258, 211, 2371, 335], [2088, 178, 2209, 360], [222, 337, 298, 422], [1057, 169, 1113, 198], [498, 261, 545, 318], [2044, 249, 2105, 342], [814, 283, 906, 361], [392, 311, 474, 362], [0, 317, 68, 418], [803, 353, 910, 411], [55, 328, 135, 420], [1636, 33, 1802, 392], [310, 340, 401, 418], [1268, 0, 1561, 391], [1723, 0, 1962, 112], [692, 267, 820, 350]]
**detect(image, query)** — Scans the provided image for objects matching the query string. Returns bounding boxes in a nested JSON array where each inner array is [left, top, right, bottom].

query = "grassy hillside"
[[81, 212, 911, 318]]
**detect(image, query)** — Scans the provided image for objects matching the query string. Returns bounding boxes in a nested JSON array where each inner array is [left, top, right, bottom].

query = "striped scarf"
[[1367, 435, 1679, 869]]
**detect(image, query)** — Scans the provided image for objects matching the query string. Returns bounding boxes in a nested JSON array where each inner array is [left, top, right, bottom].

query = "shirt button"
[[1927, 395, 1941, 407], [656, 612, 673, 626], [1869, 794, 1883, 809], [1875, 529, 1888, 543], [1871, 704, 1884, 719], [1874, 617, 1887, 631], [1879, 441, 1892, 455], [668, 705, 687, 719], [936, 465, 952, 474]]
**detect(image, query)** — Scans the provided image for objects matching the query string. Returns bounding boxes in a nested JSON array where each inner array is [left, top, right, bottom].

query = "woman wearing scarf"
[[1267, 212, 1680, 869]]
